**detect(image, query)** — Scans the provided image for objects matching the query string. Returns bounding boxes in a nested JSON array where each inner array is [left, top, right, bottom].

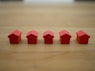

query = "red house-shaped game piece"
[[43, 30, 54, 44], [76, 30, 90, 44], [26, 30, 38, 44], [8, 30, 22, 44], [59, 30, 71, 44]]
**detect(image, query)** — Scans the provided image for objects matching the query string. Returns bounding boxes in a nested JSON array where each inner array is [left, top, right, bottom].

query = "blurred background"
[[0, 0, 95, 3], [0, 0, 95, 34]]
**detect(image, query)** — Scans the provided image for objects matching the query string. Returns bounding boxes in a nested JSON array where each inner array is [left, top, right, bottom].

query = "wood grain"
[[0, 2, 95, 71]]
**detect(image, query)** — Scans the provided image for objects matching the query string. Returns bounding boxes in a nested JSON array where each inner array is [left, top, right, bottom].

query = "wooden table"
[[0, 2, 95, 71]]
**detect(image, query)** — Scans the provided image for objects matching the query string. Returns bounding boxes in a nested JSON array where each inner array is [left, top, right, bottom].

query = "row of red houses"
[[8, 30, 90, 44]]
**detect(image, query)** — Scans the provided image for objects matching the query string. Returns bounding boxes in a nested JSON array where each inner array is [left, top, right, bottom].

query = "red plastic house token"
[[26, 30, 38, 44], [8, 30, 22, 44], [59, 30, 71, 44], [43, 30, 54, 44], [76, 30, 90, 44]]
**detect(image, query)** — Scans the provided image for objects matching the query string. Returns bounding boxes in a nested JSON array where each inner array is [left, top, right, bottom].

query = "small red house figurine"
[[59, 30, 71, 44], [43, 30, 54, 44], [76, 30, 90, 44], [8, 30, 22, 44], [26, 30, 38, 44]]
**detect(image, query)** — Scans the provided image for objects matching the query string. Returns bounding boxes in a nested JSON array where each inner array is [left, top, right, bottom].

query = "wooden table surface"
[[0, 2, 95, 71]]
